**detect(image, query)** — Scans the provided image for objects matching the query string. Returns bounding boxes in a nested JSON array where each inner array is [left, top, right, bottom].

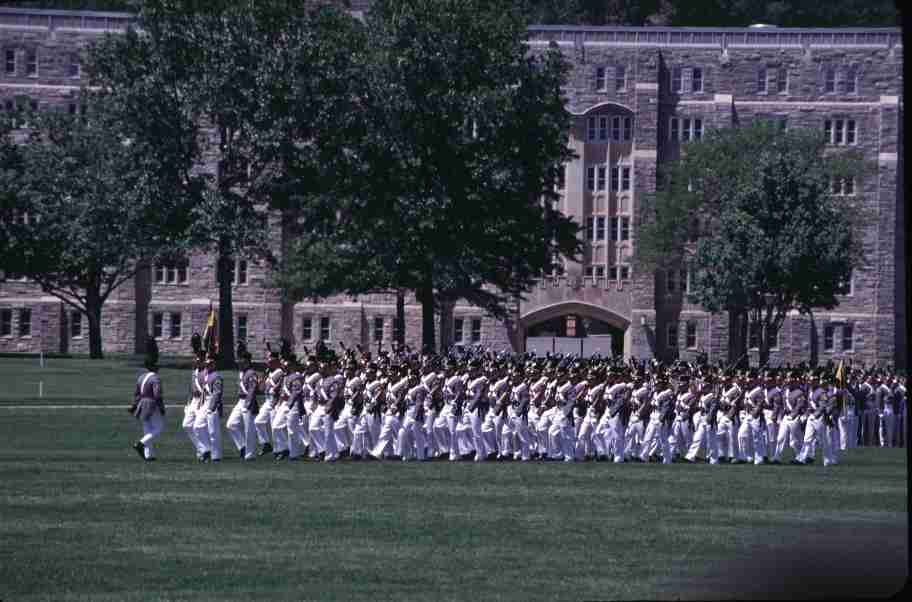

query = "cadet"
[[226, 344, 259, 461], [130, 339, 165, 461]]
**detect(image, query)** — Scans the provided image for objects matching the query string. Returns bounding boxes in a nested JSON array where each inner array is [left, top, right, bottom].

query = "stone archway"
[[519, 301, 631, 357]]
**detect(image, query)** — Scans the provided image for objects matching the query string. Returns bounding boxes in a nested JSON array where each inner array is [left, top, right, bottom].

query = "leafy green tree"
[[0, 95, 192, 358], [88, 0, 352, 366], [637, 123, 868, 367], [276, 0, 581, 352]]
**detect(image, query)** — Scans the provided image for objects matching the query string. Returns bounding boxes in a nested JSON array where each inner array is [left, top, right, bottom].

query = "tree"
[[275, 0, 581, 352], [87, 0, 347, 367], [0, 94, 193, 358], [636, 122, 868, 367]]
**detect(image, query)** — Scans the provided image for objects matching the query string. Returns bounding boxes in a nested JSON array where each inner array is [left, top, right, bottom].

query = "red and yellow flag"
[[202, 302, 218, 354]]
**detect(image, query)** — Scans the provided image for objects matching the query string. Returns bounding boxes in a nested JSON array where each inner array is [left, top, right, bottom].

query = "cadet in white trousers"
[[283, 362, 307, 461], [370, 374, 409, 459], [739, 381, 767, 464], [183, 359, 205, 458], [131, 342, 165, 462], [772, 382, 805, 462], [639, 384, 674, 464], [575, 374, 605, 460], [254, 353, 283, 456], [602, 379, 630, 463], [877, 381, 895, 448], [226, 348, 259, 461], [270, 357, 292, 461], [686, 387, 719, 464], [465, 367, 490, 462], [796, 383, 837, 466], [197, 355, 224, 462]]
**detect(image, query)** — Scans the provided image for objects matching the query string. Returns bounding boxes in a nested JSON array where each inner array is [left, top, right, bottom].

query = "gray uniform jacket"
[[239, 368, 259, 414], [134, 371, 165, 421], [205, 371, 224, 416]]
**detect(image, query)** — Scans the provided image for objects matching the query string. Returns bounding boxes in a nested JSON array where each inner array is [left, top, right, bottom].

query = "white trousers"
[[604, 416, 626, 462], [226, 401, 257, 459], [433, 410, 455, 458], [182, 401, 201, 455], [575, 416, 598, 459], [454, 414, 474, 458], [773, 416, 803, 461], [270, 405, 289, 454], [738, 415, 767, 464], [671, 416, 692, 457], [398, 416, 427, 461], [334, 408, 353, 452], [193, 411, 222, 460], [880, 410, 895, 447], [639, 419, 672, 463], [716, 415, 736, 459], [309, 406, 327, 455], [140, 412, 165, 459], [351, 413, 374, 456], [254, 399, 274, 446], [838, 414, 857, 450], [286, 409, 306, 459], [797, 416, 837, 465], [371, 414, 401, 458], [625, 419, 644, 458], [509, 415, 532, 460], [686, 418, 718, 463]]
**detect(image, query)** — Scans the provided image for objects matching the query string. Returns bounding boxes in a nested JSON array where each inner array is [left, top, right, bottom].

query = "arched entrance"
[[520, 302, 631, 358]]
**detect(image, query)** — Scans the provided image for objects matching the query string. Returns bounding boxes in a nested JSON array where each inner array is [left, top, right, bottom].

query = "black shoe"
[[212, 458, 220, 463], [200, 451, 211, 463], [258, 443, 273, 457], [806, 457, 815, 464], [770, 459, 781, 465], [789, 459, 803, 465], [486, 452, 498, 462], [144, 456, 157, 462], [239, 447, 246, 460], [133, 441, 145, 460], [340, 449, 350, 458]]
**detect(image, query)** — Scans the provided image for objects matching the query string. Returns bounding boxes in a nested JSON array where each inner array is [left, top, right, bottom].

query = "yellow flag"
[[835, 359, 845, 388]]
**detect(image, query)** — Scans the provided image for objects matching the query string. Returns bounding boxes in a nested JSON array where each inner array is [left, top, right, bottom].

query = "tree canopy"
[[636, 122, 869, 366]]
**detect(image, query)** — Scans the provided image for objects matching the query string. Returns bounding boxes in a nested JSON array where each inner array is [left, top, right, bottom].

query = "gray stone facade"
[[0, 8, 904, 367]]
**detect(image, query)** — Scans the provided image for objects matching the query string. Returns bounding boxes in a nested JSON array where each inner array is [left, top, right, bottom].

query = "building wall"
[[0, 10, 904, 366]]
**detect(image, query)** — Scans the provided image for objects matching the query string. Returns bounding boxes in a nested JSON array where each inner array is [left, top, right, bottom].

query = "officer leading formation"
[[131, 336, 906, 465]]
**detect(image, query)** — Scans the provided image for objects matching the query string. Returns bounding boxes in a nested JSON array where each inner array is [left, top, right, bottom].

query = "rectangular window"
[[586, 166, 596, 192], [836, 270, 854, 296], [823, 324, 834, 351], [776, 68, 788, 93], [595, 66, 606, 91], [595, 216, 606, 241], [610, 166, 619, 192], [154, 264, 165, 284], [587, 116, 597, 141], [846, 120, 856, 145], [25, 48, 37, 76], [824, 119, 832, 142], [615, 65, 626, 91], [845, 68, 857, 94], [234, 259, 247, 285], [769, 327, 780, 350], [620, 265, 630, 280], [608, 266, 618, 280], [842, 323, 854, 351], [320, 316, 331, 342], [68, 54, 80, 78], [598, 116, 608, 141], [373, 316, 384, 342], [471, 318, 482, 343], [594, 265, 605, 278], [610, 216, 619, 242], [596, 165, 606, 191], [169, 312, 182, 339], [825, 68, 836, 93], [177, 263, 187, 284], [0, 309, 11, 336], [4, 49, 15, 75], [584, 266, 594, 278], [671, 67, 682, 92], [619, 217, 630, 241], [670, 117, 679, 141], [585, 216, 594, 241], [681, 118, 691, 142], [611, 116, 621, 141], [454, 317, 464, 343], [18, 309, 31, 337], [758, 68, 768, 93], [301, 317, 312, 341], [693, 119, 703, 140], [623, 116, 632, 141], [68, 102, 78, 115], [686, 321, 697, 349], [236, 314, 247, 341], [621, 166, 631, 191], [666, 323, 678, 348], [834, 120, 844, 144], [749, 322, 761, 350], [691, 67, 703, 92], [152, 312, 163, 339], [71, 311, 82, 338]]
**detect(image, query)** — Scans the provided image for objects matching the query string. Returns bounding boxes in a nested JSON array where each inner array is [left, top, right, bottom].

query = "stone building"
[[0, 7, 905, 367]]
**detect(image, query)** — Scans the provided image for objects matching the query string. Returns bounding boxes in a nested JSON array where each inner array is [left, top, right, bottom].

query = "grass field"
[[0, 358, 907, 601]]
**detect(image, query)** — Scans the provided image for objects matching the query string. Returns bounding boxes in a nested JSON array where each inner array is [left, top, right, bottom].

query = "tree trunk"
[[438, 298, 455, 352], [727, 309, 748, 370], [418, 283, 435, 353], [217, 241, 236, 370], [395, 289, 405, 347], [86, 286, 104, 359]]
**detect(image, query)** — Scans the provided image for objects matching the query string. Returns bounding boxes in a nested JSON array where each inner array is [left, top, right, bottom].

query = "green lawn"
[[0, 358, 907, 601]]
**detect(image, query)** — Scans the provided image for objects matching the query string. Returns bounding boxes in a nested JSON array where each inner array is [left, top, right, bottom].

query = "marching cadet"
[[183, 350, 206, 459], [130, 339, 165, 462], [877, 376, 896, 448], [625, 374, 650, 461], [764, 372, 783, 455], [685, 374, 719, 464], [670, 375, 695, 460], [553, 365, 585, 462], [399, 366, 429, 461], [351, 363, 381, 459], [370, 367, 409, 460], [433, 361, 462, 460], [771, 373, 805, 463], [575, 368, 605, 461], [602, 372, 631, 463], [485, 366, 510, 460], [196, 354, 224, 463], [333, 363, 362, 456], [739, 372, 768, 464], [269, 354, 292, 461], [528, 366, 550, 459], [254, 349, 283, 456], [283, 356, 306, 461], [795, 376, 838, 466], [507, 365, 533, 461], [638, 374, 674, 464], [465, 360, 491, 462], [716, 375, 740, 463], [226, 344, 259, 461]]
